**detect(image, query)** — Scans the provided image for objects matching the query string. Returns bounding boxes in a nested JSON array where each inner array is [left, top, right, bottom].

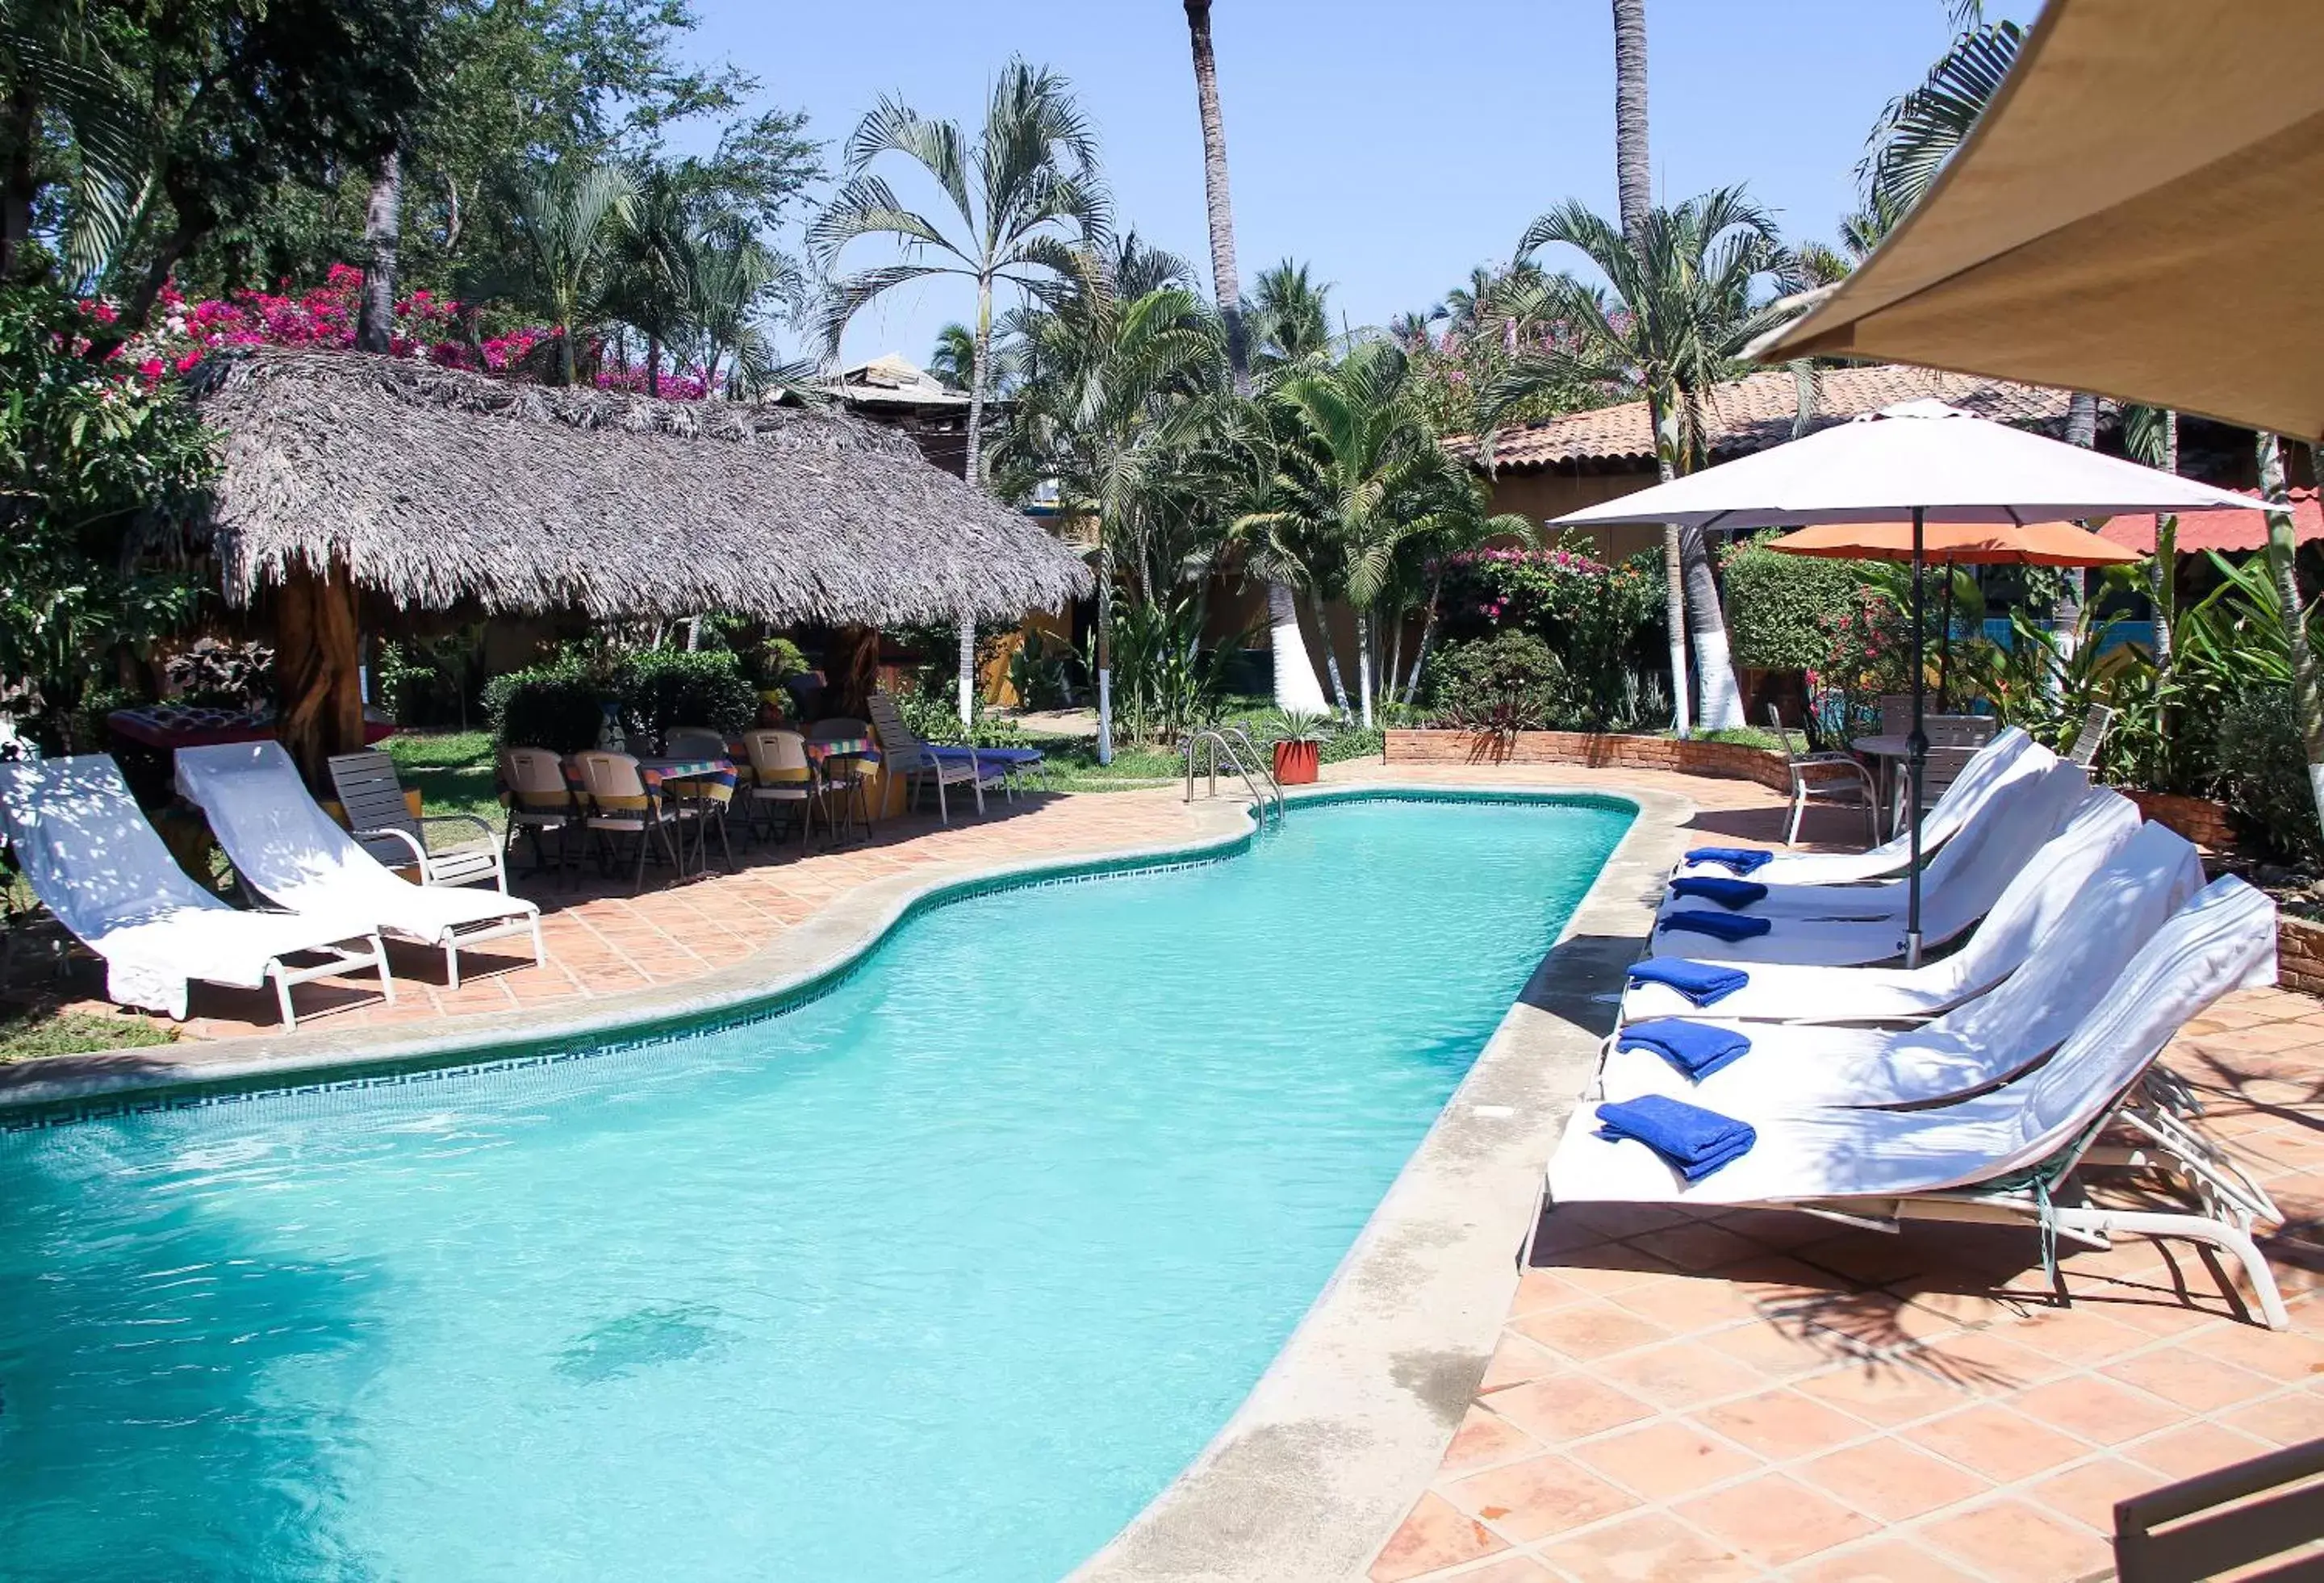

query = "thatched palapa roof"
[[198, 349, 1089, 622]]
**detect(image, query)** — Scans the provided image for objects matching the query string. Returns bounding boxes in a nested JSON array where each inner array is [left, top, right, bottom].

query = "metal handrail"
[[1218, 727, 1285, 817], [1183, 729, 1282, 823]]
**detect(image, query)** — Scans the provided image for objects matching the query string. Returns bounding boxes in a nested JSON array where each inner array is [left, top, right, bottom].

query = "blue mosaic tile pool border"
[[0, 788, 1634, 1134]]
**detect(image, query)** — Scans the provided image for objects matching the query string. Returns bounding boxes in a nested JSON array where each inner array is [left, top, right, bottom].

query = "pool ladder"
[[1184, 728, 1285, 825]]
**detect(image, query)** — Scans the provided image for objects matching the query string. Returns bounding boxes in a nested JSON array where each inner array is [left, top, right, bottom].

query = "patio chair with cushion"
[[499, 746, 579, 880], [1768, 704, 1878, 847], [739, 729, 814, 846], [327, 749, 508, 892], [865, 691, 1000, 825], [570, 750, 684, 892]]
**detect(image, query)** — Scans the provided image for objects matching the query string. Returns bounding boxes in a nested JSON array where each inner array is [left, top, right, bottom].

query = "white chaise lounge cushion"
[[1623, 789, 2145, 1023], [1550, 877, 2278, 1207], [1607, 819, 2210, 1111], [0, 754, 374, 1018], [174, 741, 538, 949]]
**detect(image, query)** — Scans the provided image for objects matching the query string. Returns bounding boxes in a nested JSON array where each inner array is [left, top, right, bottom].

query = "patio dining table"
[[802, 736, 881, 845], [1850, 721, 1995, 839], [635, 754, 738, 878]]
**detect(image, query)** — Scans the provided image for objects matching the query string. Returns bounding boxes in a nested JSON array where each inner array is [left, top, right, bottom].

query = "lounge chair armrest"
[[350, 824, 429, 866]]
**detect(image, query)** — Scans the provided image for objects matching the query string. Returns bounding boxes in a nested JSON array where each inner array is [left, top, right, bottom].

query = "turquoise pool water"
[[0, 793, 1629, 1581]]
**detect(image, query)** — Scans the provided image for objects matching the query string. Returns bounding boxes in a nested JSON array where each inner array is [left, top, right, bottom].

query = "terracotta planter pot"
[[1273, 740, 1320, 785]]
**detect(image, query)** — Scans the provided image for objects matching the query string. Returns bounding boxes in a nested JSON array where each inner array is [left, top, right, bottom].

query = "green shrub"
[[616, 649, 758, 745], [1425, 630, 1565, 732], [2215, 687, 2322, 866], [1719, 535, 1870, 670], [483, 658, 608, 754]]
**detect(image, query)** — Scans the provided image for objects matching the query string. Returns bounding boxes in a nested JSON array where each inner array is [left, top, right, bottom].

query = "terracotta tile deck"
[[1370, 904, 2324, 1583]]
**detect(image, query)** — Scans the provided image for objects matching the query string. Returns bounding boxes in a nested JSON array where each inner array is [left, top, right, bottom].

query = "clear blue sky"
[[684, 0, 2037, 365]]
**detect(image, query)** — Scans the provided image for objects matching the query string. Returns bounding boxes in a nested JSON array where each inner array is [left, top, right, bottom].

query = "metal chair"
[[326, 749, 508, 892], [865, 691, 999, 825], [570, 750, 683, 892], [1769, 704, 1879, 846], [1891, 715, 1999, 834], [804, 719, 874, 842], [662, 725, 730, 761], [498, 746, 579, 882], [2069, 702, 2117, 770]]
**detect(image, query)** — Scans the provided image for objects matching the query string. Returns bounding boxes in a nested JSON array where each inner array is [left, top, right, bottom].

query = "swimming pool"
[[0, 792, 1630, 1581]]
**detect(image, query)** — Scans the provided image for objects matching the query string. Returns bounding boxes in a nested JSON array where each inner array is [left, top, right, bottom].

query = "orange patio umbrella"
[[1770, 518, 2140, 712]]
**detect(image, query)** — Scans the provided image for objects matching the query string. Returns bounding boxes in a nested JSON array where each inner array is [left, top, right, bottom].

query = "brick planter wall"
[[2122, 789, 2240, 853], [1384, 729, 1792, 793], [2279, 914, 2324, 996]]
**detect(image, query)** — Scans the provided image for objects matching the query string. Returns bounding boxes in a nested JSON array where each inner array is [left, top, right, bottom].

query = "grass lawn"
[[0, 1004, 177, 1061], [387, 729, 504, 825]]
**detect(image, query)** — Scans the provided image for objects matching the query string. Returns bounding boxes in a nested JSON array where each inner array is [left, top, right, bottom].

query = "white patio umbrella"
[[1551, 399, 2255, 963]]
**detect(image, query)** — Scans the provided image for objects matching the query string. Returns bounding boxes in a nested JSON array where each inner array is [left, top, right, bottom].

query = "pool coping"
[[1070, 777, 1695, 1583], [0, 774, 1698, 1583]]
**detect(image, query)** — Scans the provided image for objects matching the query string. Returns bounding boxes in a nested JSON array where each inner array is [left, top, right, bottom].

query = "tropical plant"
[[929, 321, 976, 390], [1498, 189, 1795, 734], [1718, 535, 1872, 670], [1177, 0, 1329, 719], [1425, 629, 1565, 737], [1858, 19, 2023, 219], [1436, 542, 1665, 726], [1264, 706, 1327, 746], [487, 160, 638, 384], [2254, 431, 2324, 849], [809, 57, 1110, 723], [1247, 259, 1334, 370], [1089, 588, 1238, 747]]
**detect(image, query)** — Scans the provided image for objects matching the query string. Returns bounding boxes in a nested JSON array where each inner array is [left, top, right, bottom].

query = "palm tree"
[[689, 227, 809, 399], [355, 149, 400, 353], [929, 321, 976, 391], [1499, 190, 1792, 733], [1180, 0, 1330, 719], [1248, 260, 1335, 370], [1611, 0, 1652, 242], [498, 161, 637, 386], [2256, 431, 2324, 844], [993, 271, 1228, 762], [608, 165, 696, 397], [1858, 20, 2023, 219], [1239, 341, 1442, 728], [809, 59, 1110, 724], [1397, 465, 1535, 707], [2123, 404, 2180, 668]]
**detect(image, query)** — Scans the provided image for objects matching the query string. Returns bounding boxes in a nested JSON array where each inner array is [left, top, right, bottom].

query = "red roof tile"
[[1456, 364, 2083, 472], [2098, 487, 2324, 554]]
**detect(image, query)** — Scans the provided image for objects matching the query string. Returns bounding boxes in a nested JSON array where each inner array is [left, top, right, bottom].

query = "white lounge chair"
[[1674, 727, 2042, 886], [0, 754, 391, 1025], [1605, 820, 2209, 1113], [1651, 762, 2092, 965], [1549, 877, 2289, 1328], [178, 741, 542, 991], [1624, 790, 2150, 1025]]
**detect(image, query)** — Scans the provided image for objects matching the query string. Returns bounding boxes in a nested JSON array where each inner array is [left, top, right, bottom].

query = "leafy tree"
[[929, 321, 976, 391], [1498, 189, 1796, 733], [0, 285, 214, 751], [809, 57, 1110, 723]]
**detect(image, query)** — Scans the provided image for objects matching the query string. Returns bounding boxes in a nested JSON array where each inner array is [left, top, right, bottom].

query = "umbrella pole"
[[1907, 506, 1927, 968]]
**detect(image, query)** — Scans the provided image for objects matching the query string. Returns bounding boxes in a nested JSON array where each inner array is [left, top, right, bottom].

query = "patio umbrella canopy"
[[1552, 400, 2253, 964], [1766, 520, 2142, 569], [1749, 0, 2324, 441]]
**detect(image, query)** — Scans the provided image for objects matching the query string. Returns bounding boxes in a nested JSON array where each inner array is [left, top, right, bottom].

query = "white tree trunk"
[[1356, 608, 1374, 728], [1267, 579, 1329, 714], [1304, 586, 1350, 716], [955, 616, 976, 727], [959, 280, 996, 726], [2257, 432, 2324, 845], [1679, 524, 1745, 731]]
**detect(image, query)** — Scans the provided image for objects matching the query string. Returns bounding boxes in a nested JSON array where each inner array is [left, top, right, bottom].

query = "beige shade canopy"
[[1751, 0, 2324, 441]]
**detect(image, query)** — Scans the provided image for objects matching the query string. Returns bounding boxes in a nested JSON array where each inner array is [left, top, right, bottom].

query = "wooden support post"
[[274, 558, 366, 789]]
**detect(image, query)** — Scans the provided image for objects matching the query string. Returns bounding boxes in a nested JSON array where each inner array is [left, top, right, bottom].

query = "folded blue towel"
[[1661, 909, 1773, 942], [1626, 957, 1749, 1005], [1669, 875, 1768, 909], [1617, 1018, 1753, 1080], [1594, 1094, 1758, 1180], [1684, 846, 1773, 875]]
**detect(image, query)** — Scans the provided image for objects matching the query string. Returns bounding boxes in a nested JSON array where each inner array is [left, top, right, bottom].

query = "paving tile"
[[1797, 1435, 1992, 1521], [2194, 1318, 2324, 1382], [1792, 1358, 1973, 1427], [2102, 1344, 2279, 1412], [1674, 1474, 1876, 1567], [1569, 1419, 1762, 1502], [1513, 1299, 1674, 1362], [1903, 1403, 2092, 1484], [2004, 1305, 2162, 1366], [1477, 1333, 1564, 1394], [1698, 1389, 1872, 1462], [1483, 1372, 1657, 1446], [2008, 1374, 2188, 1446], [1693, 1313, 1854, 1380], [2218, 1389, 2324, 1447], [1441, 1452, 1640, 1543], [1440, 1405, 1544, 1476], [1417, 1556, 1557, 1583], [1606, 1271, 1783, 1334], [1624, 1220, 1765, 1274], [1369, 1491, 1508, 1582], [2027, 1456, 2171, 1534], [1532, 1510, 1762, 1582], [1919, 1499, 2115, 1583], [1598, 1341, 1770, 1410], [1511, 1269, 1590, 1318], [2121, 1419, 2277, 1482], [1783, 1539, 1985, 1582], [1537, 1242, 1687, 1296]]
